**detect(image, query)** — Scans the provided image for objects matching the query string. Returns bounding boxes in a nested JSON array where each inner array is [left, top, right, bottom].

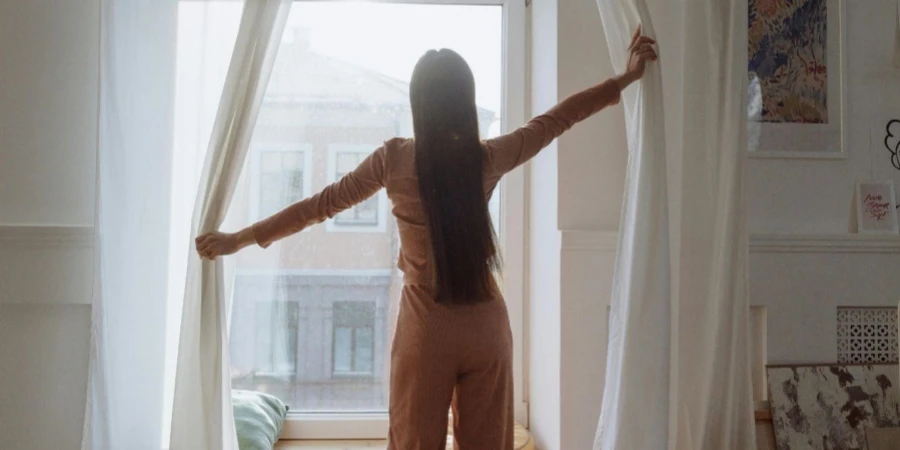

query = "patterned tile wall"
[[837, 307, 899, 364]]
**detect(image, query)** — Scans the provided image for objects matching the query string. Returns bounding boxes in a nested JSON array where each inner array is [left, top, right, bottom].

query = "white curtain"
[[594, 0, 756, 448], [84, 1, 290, 449], [675, 0, 755, 447], [82, 1, 177, 449], [593, 1, 671, 449], [170, 1, 291, 449]]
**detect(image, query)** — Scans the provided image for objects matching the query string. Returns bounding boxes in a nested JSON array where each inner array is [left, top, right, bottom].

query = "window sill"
[[276, 441, 384, 449], [276, 422, 534, 450]]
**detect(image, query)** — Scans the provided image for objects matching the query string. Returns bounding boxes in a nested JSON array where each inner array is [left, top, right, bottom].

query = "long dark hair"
[[410, 49, 501, 305]]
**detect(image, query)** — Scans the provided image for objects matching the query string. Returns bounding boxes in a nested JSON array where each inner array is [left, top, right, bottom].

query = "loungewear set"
[[250, 79, 622, 449]]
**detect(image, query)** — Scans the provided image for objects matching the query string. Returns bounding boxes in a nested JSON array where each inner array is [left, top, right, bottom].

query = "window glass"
[[177, 0, 503, 415]]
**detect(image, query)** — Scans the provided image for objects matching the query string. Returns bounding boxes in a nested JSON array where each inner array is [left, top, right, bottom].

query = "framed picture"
[[853, 180, 899, 234], [766, 364, 900, 450], [747, 0, 848, 159]]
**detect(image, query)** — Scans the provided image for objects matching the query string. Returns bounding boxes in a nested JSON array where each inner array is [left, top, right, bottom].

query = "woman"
[[196, 27, 656, 450]]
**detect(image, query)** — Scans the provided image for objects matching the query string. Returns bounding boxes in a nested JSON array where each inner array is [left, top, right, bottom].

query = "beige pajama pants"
[[387, 285, 514, 450]]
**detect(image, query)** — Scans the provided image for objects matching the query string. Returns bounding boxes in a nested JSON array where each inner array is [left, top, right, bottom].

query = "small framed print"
[[852, 180, 899, 234]]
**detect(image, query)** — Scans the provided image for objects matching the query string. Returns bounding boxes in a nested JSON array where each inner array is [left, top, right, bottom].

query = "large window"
[[175, 0, 525, 440]]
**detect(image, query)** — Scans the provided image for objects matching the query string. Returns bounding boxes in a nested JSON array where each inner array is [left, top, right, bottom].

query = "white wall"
[[751, 237, 900, 364], [559, 232, 617, 450], [527, 0, 900, 448], [0, 0, 98, 225], [555, 0, 627, 232], [746, 0, 900, 364], [748, 0, 900, 234], [0, 303, 91, 449], [553, 0, 624, 448], [0, 0, 98, 448]]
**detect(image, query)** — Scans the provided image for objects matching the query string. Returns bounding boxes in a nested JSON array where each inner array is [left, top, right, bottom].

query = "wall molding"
[[751, 233, 900, 254], [560, 230, 900, 254], [560, 230, 618, 252], [0, 225, 93, 248], [2, 226, 896, 255]]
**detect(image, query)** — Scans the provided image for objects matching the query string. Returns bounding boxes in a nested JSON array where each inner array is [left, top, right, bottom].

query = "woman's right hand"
[[618, 25, 658, 90], [195, 231, 241, 260]]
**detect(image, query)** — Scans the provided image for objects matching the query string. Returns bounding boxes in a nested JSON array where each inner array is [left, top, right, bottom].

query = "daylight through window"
[[174, 0, 510, 429]]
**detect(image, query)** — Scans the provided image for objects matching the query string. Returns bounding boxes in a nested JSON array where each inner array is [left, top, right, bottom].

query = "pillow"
[[232, 389, 288, 450]]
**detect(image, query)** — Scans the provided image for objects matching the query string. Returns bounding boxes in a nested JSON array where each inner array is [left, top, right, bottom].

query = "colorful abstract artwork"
[[749, 0, 828, 123], [767, 365, 900, 450]]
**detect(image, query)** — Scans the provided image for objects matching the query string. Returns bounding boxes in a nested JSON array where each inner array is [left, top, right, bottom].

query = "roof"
[[264, 38, 496, 123]]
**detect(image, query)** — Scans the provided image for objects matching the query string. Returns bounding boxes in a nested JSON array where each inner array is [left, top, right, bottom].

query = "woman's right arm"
[[484, 28, 657, 175], [195, 145, 388, 260]]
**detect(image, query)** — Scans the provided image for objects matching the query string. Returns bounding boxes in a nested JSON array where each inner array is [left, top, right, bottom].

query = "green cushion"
[[232, 389, 288, 450]]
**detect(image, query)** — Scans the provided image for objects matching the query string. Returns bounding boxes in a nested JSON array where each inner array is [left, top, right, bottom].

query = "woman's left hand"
[[195, 231, 240, 260], [625, 25, 657, 81], [615, 25, 658, 91]]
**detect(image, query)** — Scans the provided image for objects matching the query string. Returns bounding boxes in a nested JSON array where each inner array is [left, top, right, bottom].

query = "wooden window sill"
[[277, 422, 534, 449]]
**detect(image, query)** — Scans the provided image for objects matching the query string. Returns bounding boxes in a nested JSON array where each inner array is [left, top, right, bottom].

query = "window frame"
[[249, 142, 314, 222], [269, 0, 527, 440], [324, 145, 389, 234]]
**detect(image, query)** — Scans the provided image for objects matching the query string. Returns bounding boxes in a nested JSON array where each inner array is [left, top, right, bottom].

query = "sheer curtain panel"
[[592, 1, 671, 449], [170, 1, 291, 449], [82, 1, 177, 449], [594, 0, 756, 448], [84, 1, 292, 449]]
